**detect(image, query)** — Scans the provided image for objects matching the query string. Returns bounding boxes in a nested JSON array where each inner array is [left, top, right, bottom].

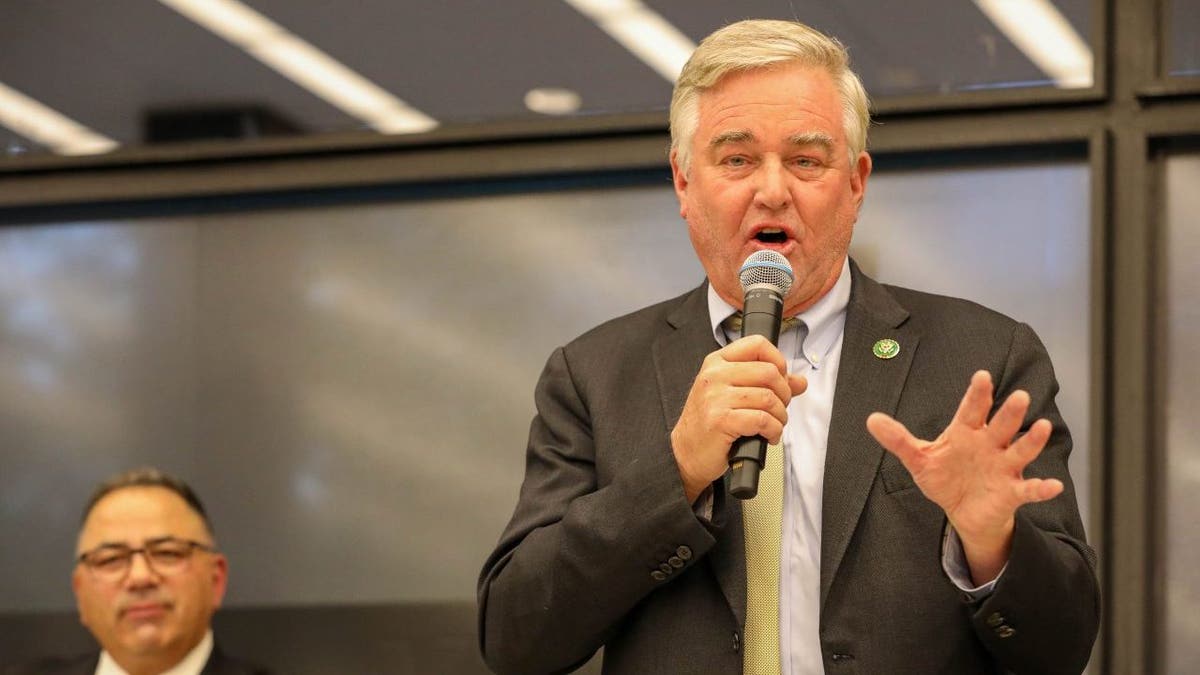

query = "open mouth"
[[754, 229, 788, 244]]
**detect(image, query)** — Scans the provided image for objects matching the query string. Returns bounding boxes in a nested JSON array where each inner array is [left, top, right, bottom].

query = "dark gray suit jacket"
[[478, 262, 1099, 675], [5, 646, 269, 675]]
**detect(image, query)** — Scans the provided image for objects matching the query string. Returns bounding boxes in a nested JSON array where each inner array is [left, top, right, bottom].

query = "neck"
[[108, 636, 201, 675], [112, 653, 182, 675]]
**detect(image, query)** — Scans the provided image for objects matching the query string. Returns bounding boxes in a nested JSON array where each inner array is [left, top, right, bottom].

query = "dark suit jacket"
[[478, 261, 1099, 675], [6, 645, 269, 675]]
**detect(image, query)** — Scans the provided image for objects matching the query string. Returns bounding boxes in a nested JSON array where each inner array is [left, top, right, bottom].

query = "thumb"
[[866, 412, 923, 465], [789, 374, 808, 396]]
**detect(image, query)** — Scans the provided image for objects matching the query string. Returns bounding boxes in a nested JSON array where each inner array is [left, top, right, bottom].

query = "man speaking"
[[478, 18, 1099, 675]]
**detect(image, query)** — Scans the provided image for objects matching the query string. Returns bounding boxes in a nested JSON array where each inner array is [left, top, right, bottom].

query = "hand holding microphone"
[[669, 250, 803, 503]]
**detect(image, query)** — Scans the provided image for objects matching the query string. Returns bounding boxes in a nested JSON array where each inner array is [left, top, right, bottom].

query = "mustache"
[[116, 592, 173, 614]]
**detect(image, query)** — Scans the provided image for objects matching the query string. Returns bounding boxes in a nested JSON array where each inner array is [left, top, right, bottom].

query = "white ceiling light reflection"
[[564, 0, 696, 82], [524, 87, 583, 116], [0, 80, 119, 156], [158, 0, 438, 134], [974, 0, 1093, 88]]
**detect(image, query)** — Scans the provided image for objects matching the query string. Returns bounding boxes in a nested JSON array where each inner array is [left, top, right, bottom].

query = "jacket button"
[[650, 570, 667, 581], [658, 562, 673, 574], [668, 556, 685, 568], [676, 545, 693, 560], [986, 612, 1004, 628], [997, 626, 1016, 638], [732, 632, 740, 652]]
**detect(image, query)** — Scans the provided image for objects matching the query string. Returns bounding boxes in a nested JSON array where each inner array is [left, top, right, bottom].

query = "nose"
[[124, 550, 161, 587], [753, 157, 791, 211]]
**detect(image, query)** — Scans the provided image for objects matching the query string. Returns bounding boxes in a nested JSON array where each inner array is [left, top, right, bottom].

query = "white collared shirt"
[[95, 629, 213, 675]]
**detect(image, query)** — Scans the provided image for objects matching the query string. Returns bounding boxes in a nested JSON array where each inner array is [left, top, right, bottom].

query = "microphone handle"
[[728, 286, 784, 500]]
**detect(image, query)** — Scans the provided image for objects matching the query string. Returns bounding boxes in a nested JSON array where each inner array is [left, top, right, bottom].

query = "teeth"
[[761, 228, 783, 233]]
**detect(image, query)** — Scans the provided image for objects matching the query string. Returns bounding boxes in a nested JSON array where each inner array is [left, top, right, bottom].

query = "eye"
[[792, 157, 821, 169], [89, 549, 130, 569], [148, 543, 190, 563], [722, 155, 749, 167]]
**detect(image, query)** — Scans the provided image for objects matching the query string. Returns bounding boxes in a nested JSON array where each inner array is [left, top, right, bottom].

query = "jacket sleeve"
[[476, 346, 720, 675], [968, 321, 1100, 674]]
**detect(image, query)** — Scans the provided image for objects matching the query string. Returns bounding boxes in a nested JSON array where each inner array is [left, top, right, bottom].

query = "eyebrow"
[[788, 131, 835, 154], [708, 130, 836, 154], [82, 535, 186, 552], [709, 130, 755, 149]]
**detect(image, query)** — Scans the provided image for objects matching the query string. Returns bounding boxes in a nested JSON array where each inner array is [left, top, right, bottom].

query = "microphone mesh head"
[[738, 250, 794, 295]]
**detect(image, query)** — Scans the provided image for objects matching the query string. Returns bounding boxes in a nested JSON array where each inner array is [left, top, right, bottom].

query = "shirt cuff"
[[693, 485, 714, 522], [941, 523, 1005, 599]]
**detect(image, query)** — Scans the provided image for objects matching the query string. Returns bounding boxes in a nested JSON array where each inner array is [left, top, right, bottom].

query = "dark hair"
[[81, 467, 215, 537]]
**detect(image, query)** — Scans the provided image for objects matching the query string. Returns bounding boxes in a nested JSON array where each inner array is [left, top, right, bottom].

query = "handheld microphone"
[[728, 250, 794, 500]]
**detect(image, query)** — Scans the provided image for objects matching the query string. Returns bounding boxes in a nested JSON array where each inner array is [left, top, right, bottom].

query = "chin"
[[123, 627, 171, 652]]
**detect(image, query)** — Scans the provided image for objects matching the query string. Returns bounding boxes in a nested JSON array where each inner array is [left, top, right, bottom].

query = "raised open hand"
[[866, 370, 1063, 583]]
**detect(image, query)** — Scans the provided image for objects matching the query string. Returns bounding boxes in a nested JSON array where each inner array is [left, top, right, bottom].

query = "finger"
[[951, 370, 994, 429], [724, 386, 788, 426], [722, 408, 784, 444], [720, 361, 794, 403], [866, 412, 925, 467], [789, 374, 808, 397], [1005, 418, 1053, 471], [723, 334, 788, 375], [986, 389, 1031, 447], [1014, 477, 1064, 505]]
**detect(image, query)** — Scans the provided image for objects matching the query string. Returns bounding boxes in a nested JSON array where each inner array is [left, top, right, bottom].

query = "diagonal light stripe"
[[158, 0, 437, 134], [0, 80, 119, 156], [564, 0, 696, 82], [974, 0, 1093, 89]]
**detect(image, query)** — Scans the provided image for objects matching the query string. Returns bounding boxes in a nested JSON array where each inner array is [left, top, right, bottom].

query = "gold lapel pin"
[[872, 338, 900, 360]]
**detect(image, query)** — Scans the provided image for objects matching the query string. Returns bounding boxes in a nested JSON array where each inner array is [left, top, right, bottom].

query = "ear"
[[209, 554, 229, 609], [851, 151, 872, 209], [670, 150, 689, 220], [71, 567, 87, 624]]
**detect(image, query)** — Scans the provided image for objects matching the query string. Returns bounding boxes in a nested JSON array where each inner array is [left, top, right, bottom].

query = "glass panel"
[[1165, 152, 1200, 673], [0, 186, 705, 610], [0, 159, 1093, 614], [0, 0, 1095, 159], [1168, 0, 1200, 77]]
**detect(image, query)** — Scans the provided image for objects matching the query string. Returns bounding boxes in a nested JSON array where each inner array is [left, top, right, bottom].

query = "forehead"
[[694, 63, 843, 143], [78, 487, 209, 551]]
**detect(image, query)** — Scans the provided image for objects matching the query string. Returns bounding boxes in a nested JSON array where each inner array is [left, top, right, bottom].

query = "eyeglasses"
[[76, 537, 217, 582]]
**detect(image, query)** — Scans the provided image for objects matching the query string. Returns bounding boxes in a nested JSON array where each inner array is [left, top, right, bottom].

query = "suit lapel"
[[652, 283, 747, 627], [820, 262, 918, 608]]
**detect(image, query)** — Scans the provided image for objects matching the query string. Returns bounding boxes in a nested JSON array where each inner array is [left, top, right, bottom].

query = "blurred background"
[[0, 1, 1197, 673]]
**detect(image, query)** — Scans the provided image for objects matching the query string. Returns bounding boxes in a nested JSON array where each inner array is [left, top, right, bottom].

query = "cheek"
[[76, 589, 112, 634]]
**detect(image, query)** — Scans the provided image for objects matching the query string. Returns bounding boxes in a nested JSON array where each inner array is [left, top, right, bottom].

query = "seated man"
[[11, 468, 266, 675]]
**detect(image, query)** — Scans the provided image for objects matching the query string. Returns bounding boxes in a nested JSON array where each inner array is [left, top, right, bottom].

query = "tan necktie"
[[742, 440, 784, 674], [722, 311, 793, 673]]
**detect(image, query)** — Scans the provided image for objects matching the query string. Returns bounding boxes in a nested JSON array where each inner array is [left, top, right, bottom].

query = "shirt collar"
[[707, 257, 851, 366], [96, 630, 213, 675]]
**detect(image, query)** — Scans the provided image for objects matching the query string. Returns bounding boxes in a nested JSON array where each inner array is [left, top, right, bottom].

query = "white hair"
[[669, 19, 871, 174]]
